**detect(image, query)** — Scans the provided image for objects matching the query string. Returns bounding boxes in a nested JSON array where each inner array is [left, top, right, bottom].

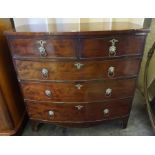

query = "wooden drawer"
[[80, 35, 145, 58], [26, 98, 132, 122], [21, 79, 136, 102], [9, 38, 76, 58], [15, 58, 141, 81]]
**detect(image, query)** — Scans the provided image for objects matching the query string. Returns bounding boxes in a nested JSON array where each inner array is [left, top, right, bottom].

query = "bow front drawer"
[[9, 38, 76, 58], [21, 79, 136, 102], [80, 35, 145, 58], [26, 98, 131, 122], [15, 58, 141, 81]]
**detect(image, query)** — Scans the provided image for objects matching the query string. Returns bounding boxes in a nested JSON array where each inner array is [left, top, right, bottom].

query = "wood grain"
[[15, 58, 141, 81], [80, 35, 145, 58], [26, 98, 132, 122], [4, 22, 149, 129], [0, 88, 13, 130], [9, 38, 76, 58], [0, 18, 26, 135], [21, 79, 136, 102]]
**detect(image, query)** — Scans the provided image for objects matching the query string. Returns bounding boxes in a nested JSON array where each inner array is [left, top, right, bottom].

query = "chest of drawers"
[[5, 22, 149, 131]]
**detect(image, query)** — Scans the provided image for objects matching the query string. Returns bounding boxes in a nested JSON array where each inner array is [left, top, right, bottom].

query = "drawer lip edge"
[[18, 75, 138, 83], [24, 96, 134, 104], [13, 54, 143, 60], [29, 114, 130, 123], [5, 29, 149, 37]]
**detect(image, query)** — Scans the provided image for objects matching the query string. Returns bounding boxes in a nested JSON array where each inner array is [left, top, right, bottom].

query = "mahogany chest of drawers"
[[5, 22, 149, 131]]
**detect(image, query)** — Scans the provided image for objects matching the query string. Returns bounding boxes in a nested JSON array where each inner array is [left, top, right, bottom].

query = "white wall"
[[13, 18, 144, 26], [13, 18, 48, 31]]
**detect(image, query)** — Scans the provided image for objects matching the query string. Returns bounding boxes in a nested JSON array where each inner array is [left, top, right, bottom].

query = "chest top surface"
[[5, 22, 150, 36]]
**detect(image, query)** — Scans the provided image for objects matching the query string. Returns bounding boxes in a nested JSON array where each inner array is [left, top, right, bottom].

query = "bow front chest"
[[5, 22, 149, 131]]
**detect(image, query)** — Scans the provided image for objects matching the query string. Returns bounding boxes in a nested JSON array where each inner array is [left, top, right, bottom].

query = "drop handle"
[[108, 66, 115, 77], [109, 39, 118, 56], [41, 68, 48, 79], [103, 109, 109, 115], [37, 40, 47, 57], [45, 90, 52, 97], [48, 110, 55, 118], [105, 88, 112, 97]]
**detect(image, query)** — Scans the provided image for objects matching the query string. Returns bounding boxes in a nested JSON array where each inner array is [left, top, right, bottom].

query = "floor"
[[22, 89, 155, 136]]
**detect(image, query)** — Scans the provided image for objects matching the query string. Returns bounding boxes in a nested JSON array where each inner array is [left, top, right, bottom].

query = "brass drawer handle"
[[75, 105, 84, 110], [103, 109, 109, 115], [45, 90, 52, 97], [108, 66, 115, 77], [105, 88, 112, 97], [41, 68, 48, 79], [37, 40, 47, 57], [74, 62, 84, 70], [48, 110, 55, 118], [109, 39, 118, 56], [75, 84, 83, 90]]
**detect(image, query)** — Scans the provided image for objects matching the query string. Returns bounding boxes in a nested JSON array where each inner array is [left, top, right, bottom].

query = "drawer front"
[[27, 101, 87, 122], [9, 38, 76, 58], [15, 58, 141, 81], [26, 98, 132, 122], [80, 35, 145, 58], [85, 98, 132, 121], [21, 79, 136, 102]]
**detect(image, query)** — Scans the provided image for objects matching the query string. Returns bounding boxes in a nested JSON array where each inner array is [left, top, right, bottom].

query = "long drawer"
[[21, 79, 136, 102], [26, 98, 132, 122], [9, 38, 76, 58], [15, 58, 141, 81]]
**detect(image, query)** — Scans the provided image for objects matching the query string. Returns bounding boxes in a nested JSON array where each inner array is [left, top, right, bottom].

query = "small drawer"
[[15, 58, 141, 81], [21, 79, 136, 102], [9, 38, 76, 58], [26, 98, 132, 122], [80, 35, 145, 58]]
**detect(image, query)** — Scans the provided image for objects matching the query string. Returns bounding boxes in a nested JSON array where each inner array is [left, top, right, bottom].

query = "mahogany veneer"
[[81, 35, 145, 58], [27, 98, 132, 122], [5, 22, 149, 131], [15, 58, 141, 81], [9, 38, 76, 58], [21, 79, 136, 102]]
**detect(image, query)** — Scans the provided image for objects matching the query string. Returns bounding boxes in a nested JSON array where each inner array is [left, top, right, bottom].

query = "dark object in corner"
[[150, 97, 155, 115], [0, 18, 27, 135], [144, 41, 155, 131]]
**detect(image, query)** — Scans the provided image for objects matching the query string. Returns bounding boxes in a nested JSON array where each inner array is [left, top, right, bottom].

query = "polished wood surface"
[[21, 79, 136, 102], [27, 98, 132, 122], [0, 88, 14, 131], [9, 38, 76, 58], [0, 19, 26, 135], [81, 35, 145, 58], [5, 22, 149, 130], [8, 35, 145, 59], [15, 58, 141, 81]]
